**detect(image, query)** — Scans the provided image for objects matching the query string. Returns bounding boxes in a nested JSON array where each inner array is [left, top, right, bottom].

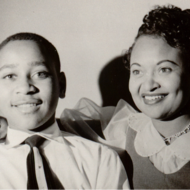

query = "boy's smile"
[[0, 40, 62, 131], [12, 99, 42, 114], [129, 36, 190, 120]]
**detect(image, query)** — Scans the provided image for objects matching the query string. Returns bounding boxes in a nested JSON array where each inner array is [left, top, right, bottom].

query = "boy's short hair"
[[0, 32, 61, 73], [124, 5, 190, 71]]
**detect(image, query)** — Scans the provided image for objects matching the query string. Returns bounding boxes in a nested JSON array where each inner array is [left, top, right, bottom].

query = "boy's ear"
[[0, 117, 7, 140], [59, 72, 66, 99]]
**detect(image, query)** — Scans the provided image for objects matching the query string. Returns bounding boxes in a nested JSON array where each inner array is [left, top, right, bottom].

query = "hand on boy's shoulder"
[[0, 117, 7, 141]]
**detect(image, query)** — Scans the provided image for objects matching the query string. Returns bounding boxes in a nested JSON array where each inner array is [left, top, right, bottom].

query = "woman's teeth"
[[144, 95, 165, 101], [143, 94, 167, 105]]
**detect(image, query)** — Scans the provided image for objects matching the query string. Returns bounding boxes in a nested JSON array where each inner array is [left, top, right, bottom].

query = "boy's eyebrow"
[[29, 61, 46, 67], [130, 63, 141, 67], [0, 61, 47, 72], [157, 60, 178, 66], [0, 63, 18, 72]]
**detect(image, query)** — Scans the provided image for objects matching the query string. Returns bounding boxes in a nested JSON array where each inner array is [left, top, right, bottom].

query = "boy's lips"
[[141, 93, 168, 105], [12, 100, 42, 114]]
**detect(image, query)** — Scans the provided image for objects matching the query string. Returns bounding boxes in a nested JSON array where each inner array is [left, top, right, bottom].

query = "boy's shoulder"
[[59, 129, 124, 176], [56, 119, 118, 158], [58, 118, 99, 140], [60, 129, 113, 153], [57, 118, 99, 143], [57, 118, 118, 158], [57, 122, 129, 189]]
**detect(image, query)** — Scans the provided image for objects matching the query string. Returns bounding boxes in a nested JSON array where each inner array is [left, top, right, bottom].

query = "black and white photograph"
[[0, 0, 190, 189]]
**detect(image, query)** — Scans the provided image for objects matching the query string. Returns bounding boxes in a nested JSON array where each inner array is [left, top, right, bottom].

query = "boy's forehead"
[[0, 40, 42, 56], [0, 40, 50, 68], [0, 40, 60, 74]]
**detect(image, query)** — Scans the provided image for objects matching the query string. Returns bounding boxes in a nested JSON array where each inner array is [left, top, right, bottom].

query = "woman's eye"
[[159, 68, 172, 73], [131, 70, 141, 75]]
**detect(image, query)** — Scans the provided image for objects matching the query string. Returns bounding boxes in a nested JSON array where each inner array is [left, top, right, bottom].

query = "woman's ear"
[[59, 72, 66, 99]]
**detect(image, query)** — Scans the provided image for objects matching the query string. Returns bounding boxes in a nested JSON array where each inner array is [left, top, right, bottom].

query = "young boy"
[[0, 33, 129, 189]]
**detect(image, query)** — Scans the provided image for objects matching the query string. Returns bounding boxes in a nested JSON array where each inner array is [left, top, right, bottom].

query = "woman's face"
[[129, 35, 190, 120]]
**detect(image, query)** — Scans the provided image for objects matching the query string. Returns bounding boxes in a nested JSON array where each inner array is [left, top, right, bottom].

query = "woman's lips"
[[142, 94, 168, 105]]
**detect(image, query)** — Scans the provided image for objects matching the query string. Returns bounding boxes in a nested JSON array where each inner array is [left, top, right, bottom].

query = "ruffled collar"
[[128, 112, 190, 173]]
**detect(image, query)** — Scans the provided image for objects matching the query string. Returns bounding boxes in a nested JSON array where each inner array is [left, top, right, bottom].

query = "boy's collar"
[[4, 121, 62, 149]]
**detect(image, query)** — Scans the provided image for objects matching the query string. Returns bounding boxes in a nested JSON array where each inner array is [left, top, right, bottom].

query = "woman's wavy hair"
[[123, 5, 190, 70]]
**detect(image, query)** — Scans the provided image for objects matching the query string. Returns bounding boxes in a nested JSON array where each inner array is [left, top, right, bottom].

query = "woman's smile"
[[142, 94, 168, 105]]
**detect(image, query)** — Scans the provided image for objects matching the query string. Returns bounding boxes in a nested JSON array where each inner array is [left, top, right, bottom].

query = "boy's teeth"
[[17, 104, 37, 107], [144, 95, 164, 100]]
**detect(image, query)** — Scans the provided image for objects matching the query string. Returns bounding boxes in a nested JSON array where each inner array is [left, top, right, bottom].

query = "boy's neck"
[[152, 114, 190, 138], [30, 116, 55, 132]]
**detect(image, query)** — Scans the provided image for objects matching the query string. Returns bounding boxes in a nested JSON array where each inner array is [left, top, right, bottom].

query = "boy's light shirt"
[[0, 121, 129, 189], [4, 122, 64, 189], [5, 121, 63, 148]]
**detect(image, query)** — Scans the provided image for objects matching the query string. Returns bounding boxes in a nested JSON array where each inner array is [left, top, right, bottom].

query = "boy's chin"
[[12, 123, 43, 132], [7, 112, 56, 132], [9, 119, 50, 132]]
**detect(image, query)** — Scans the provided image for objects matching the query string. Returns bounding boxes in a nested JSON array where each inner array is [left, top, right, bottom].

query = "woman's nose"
[[15, 78, 38, 95], [143, 74, 160, 92]]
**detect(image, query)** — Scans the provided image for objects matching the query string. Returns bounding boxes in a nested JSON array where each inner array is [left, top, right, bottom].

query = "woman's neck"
[[152, 114, 190, 138]]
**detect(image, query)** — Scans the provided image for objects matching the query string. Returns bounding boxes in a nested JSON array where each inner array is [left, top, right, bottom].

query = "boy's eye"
[[33, 72, 50, 79], [159, 67, 172, 73], [3, 74, 16, 80]]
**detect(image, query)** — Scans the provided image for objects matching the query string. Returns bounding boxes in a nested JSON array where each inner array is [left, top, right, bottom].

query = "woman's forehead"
[[130, 36, 183, 67]]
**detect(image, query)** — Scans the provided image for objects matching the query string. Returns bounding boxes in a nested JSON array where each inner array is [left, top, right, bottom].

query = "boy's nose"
[[15, 79, 38, 95], [142, 74, 160, 92]]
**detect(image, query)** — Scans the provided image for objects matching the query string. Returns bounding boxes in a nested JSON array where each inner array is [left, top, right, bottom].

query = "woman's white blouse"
[[61, 98, 190, 174]]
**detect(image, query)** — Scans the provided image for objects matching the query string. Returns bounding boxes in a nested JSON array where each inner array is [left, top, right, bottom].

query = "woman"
[[61, 5, 190, 189]]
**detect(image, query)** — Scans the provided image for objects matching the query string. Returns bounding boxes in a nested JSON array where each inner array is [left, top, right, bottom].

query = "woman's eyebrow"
[[157, 60, 178, 66], [130, 63, 141, 67]]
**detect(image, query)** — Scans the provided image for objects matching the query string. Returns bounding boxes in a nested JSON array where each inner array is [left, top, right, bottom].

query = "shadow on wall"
[[98, 56, 138, 110]]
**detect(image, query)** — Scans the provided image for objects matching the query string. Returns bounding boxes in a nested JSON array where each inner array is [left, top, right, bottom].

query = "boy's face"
[[0, 40, 62, 131], [129, 35, 190, 120]]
